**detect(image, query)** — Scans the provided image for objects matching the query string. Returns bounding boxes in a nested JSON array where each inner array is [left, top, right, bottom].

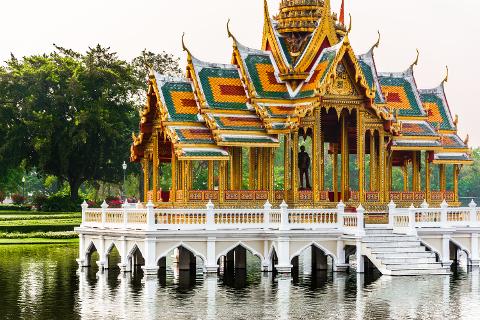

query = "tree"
[[0, 45, 139, 201]]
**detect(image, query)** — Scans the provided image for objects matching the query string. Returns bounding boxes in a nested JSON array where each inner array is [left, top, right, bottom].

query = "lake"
[[0, 244, 479, 320]]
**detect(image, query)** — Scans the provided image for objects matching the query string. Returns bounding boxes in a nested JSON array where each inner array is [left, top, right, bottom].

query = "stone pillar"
[[470, 233, 480, 267], [235, 246, 247, 269], [262, 240, 271, 272], [311, 246, 328, 271], [275, 238, 292, 274], [96, 235, 106, 269], [205, 237, 218, 273], [292, 131, 299, 202], [219, 161, 227, 205], [334, 240, 348, 272], [356, 240, 364, 273], [178, 247, 195, 271], [441, 234, 451, 267], [142, 238, 159, 275]]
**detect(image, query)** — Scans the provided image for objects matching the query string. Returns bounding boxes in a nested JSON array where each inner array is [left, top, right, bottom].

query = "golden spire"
[[442, 65, 449, 85], [410, 49, 420, 69], [275, 0, 325, 34]]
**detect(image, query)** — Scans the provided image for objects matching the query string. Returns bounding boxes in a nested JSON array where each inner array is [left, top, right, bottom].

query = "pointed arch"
[[215, 241, 264, 262], [289, 241, 337, 262], [156, 241, 207, 265]]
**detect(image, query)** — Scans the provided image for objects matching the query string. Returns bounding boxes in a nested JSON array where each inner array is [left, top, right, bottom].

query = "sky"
[[1, 0, 479, 146]]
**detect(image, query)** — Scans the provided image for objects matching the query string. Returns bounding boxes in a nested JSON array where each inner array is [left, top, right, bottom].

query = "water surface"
[[0, 244, 479, 320]]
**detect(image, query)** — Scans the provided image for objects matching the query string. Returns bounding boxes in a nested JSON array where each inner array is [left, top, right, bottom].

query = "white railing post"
[[206, 200, 215, 231], [356, 204, 365, 236], [469, 200, 478, 227], [122, 199, 128, 228], [440, 200, 449, 228], [146, 200, 155, 231], [279, 200, 289, 231], [408, 204, 417, 235], [421, 200, 429, 209], [263, 200, 271, 230], [101, 200, 108, 228], [337, 201, 345, 230], [388, 200, 396, 229], [81, 200, 88, 227]]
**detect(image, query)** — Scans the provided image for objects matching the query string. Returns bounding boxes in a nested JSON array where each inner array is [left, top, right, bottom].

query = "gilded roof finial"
[[227, 19, 235, 40], [442, 65, 449, 85], [410, 49, 420, 69], [371, 30, 381, 52], [464, 134, 470, 146], [347, 13, 352, 34], [181, 33, 193, 63], [454, 114, 458, 127]]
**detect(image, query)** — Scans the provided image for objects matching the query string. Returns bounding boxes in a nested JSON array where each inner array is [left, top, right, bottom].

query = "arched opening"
[[85, 242, 99, 268], [217, 244, 262, 288], [291, 244, 335, 275], [127, 245, 145, 274], [105, 243, 121, 270], [449, 241, 469, 270], [344, 245, 379, 274]]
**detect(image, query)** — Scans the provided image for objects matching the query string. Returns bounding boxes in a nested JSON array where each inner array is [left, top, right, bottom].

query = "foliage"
[[0, 231, 77, 239], [0, 205, 31, 211], [32, 193, 48, 210], [11, 194, 26, 205], [0, 191, 5, 203], [105, 196, 123, 208], [40, 195, 82, 212]]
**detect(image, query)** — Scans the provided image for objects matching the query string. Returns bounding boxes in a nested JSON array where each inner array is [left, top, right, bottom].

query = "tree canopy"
[[0, 45, 180, 201]]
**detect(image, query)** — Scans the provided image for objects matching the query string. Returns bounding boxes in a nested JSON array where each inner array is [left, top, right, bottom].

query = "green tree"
[[0, 45, 139, 201]]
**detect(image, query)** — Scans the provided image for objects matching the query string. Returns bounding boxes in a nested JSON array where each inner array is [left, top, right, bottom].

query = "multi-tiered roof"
[[131, 0, 471, 165]]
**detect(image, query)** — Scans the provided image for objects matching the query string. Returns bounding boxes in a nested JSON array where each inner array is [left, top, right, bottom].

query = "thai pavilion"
[[130, 0, 472, 209]]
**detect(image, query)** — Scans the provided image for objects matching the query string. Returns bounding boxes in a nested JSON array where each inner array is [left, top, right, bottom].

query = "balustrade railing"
[[80, 199, 364, 235]]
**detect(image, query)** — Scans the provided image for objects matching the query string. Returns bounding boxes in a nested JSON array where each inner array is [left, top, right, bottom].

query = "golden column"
[[341, 112, 350, 201], [356, 109, 365, 203], [369, 130, 376, 191], [453, 164, 460, 203], [152, 135, 159, 202], [219, 161, 227, 204], [284, 134, 292, 200], [171, 150, 177, 203], [378, 130, 386, 202], [268, 148, 275, 201], [142, 158, 150, 203], [208, 160, 214, 190], [439, 164, 447, 193], [425, 152, 431, 201], [292, 131, 300, 203], [312, 108, 321, 202], [403, 161, 409, 192], [411, 152, 417, 192], [249, 148, 257, 190], [332, 144, 339, 203], [263, 147, 270, 191], [257, 148, 264, 190]]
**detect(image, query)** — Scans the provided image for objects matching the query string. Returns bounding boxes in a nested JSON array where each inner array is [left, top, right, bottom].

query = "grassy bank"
[[0, 211, 80, 244]]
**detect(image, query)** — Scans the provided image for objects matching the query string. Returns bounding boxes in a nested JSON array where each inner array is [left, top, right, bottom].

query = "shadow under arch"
[[105, 242, 121, 270], [126, 243, 145, 271], [290, 242, 337, 274]]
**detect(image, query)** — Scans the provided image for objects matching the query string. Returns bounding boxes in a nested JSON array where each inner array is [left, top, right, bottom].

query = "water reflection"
[[2, 245, 480, 319]]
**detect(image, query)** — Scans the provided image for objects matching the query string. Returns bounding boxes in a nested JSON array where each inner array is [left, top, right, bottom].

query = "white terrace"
[[76, 200, 480, 276]]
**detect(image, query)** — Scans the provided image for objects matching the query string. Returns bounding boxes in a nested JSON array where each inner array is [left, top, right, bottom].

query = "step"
[[375, 251, 436, 259], [363, 241, 422, 248], [365, 228, 394, 235], [385, 262, 444, 270], [380, 256, 437, 264], [390, 269, 450, 276], [371, 246, 427, 253], [363, 235, 418, 241]]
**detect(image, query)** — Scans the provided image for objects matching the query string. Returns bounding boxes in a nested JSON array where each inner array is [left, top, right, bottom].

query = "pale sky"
[[1, 0, 479, 146]]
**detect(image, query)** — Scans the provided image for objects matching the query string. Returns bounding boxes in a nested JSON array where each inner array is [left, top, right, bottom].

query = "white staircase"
[[362, 228, 450, 276]]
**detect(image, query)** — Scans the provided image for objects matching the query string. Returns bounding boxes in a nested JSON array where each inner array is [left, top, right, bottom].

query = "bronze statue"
[[298, 146, 311, 189]]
